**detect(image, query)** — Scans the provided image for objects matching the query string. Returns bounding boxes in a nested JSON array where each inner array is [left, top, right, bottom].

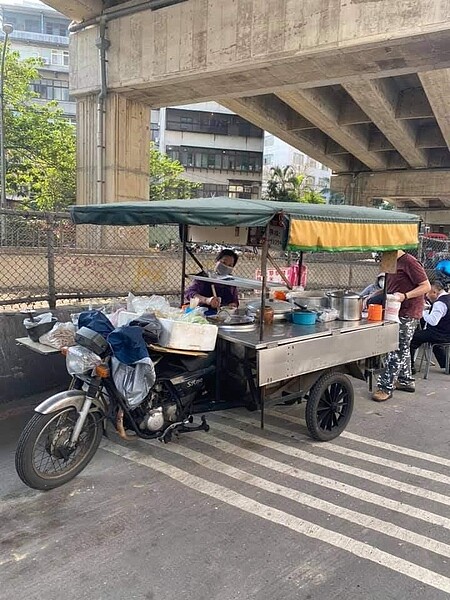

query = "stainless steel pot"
[[327, 290, 362, 321], [245, 299, 292, 321], [287, 291, 329, 311]]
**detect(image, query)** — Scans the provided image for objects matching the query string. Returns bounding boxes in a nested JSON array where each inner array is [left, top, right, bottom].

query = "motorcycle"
[[15, 324, 217, 491]]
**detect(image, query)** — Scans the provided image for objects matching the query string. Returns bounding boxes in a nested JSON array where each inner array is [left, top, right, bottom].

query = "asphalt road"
[[1, 371, 450, 600]]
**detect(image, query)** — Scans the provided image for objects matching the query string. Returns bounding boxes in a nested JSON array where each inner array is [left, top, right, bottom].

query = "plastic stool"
[[419, 343, 450, 379]]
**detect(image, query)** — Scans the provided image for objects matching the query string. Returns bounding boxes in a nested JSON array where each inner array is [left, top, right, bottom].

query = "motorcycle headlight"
[[66, 345, 102, 376]]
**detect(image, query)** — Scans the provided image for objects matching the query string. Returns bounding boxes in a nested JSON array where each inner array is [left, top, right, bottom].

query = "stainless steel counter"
[[218, 318, 388, 350], [218, 319, 400, 386]]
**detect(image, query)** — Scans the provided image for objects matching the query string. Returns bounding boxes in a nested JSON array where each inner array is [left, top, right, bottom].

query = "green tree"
[[3, 44, 76, 210], [266, 165, 325, 203], [149, 143, 200, 200]]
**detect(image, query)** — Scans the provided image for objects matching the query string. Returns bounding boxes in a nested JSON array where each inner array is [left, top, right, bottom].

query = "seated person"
[[184, 249, 239, 311], [360, 273, 385, 308], [410, 280, 450, 373]]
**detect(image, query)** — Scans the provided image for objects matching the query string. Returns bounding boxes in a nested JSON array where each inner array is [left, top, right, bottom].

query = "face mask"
[[378, 277, 385, 289], [216, 262, 234, 276]]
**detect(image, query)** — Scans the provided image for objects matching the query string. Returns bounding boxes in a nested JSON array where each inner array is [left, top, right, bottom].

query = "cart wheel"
[[306, 372, 354, 441]]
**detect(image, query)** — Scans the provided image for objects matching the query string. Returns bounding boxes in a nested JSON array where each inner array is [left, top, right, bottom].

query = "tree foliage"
[[265, 165, 326, 204], [3, 45, 76, 210], [149, 143, 200, 200]]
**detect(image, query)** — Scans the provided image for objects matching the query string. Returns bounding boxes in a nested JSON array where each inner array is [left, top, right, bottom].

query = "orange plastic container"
[[367, 304, 383, 321]]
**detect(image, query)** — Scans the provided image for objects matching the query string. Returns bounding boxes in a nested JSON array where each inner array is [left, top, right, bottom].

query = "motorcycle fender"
[[35, 390, 107, 415]]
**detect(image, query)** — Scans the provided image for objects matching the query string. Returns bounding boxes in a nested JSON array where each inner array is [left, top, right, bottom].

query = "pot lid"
[[329, 290, 360, 299], [246, 299, 292, 313]]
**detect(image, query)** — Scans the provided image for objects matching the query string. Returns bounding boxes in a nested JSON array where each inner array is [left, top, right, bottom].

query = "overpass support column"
[[76, 93, 151, 250]]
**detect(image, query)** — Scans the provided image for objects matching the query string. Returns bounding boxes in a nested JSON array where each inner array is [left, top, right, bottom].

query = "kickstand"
[[158, 415, 210, 443]]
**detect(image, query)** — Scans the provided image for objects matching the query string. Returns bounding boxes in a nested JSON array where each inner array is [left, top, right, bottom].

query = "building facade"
[[152, 102, 264, 199], [1, 0, 74, 120], [263, 133, 332, 197]]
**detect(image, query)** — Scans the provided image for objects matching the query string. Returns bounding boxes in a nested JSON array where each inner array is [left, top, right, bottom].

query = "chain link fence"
[[1, 207, 427, 310]]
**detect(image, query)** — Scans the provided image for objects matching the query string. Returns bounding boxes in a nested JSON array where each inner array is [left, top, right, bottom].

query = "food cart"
[[71, 198, 420, 441]]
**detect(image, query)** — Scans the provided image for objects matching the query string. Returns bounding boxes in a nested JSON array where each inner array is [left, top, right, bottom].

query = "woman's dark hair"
[[216, 248, 239, 266], [431, 279, 447, 292]]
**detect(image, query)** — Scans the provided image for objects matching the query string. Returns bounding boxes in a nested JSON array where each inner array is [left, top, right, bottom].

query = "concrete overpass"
[[43, 0, 450, 219]]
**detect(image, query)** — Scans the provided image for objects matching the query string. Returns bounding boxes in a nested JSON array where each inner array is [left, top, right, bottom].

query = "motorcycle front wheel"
[[15, 407, 104, 491]]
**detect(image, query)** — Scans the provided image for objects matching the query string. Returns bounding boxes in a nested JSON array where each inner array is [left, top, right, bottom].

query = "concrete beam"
[[42, 0, 103, 21], [219, 95, 349, 172], [277, 88, 387, 171], [419, 69, 450, 150], [416, 124, 447, 148], [344, 80, 428, 168], [409, 197, 430, 208], [395, 87, 433, 120], [338, 100, 371, 126], [70, 0, 450, 106], [368, 131, 394, 152], [331, 169, 450, 203]]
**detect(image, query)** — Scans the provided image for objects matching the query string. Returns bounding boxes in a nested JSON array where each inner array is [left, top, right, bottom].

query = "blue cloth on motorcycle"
[[436, 260, 450, 277], [78, 310, 114, 337], [108, 326, 149, 365]]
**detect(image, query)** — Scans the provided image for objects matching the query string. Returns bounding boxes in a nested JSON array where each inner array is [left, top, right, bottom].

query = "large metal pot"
[[245, 299, 292, 321], [327, 290, 362, 321], [287, 291, 329, 311]]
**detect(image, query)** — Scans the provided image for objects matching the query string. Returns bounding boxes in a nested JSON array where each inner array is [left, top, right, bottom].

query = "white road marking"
[[212, 419, 450, 507], [144, 436, 450, 558], [102, 440, 450, 595], [187, 432, 450, 530], [266, 409, 450, 469]]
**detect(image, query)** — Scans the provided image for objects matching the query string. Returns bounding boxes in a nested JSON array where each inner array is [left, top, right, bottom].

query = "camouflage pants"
[[378, 317, 419, 393]]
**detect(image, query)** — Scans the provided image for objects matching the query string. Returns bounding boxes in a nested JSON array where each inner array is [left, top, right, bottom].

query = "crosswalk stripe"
[[190, 431, 450, 530], [102, 440, 450, 595], [212, 419, 450, 506], [224, 413, 450, 486], [266, 409, 450, 469], [144, 437, 450, 559]]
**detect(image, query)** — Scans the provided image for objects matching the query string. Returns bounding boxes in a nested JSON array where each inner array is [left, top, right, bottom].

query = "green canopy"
[[71, 197, 419, 228]]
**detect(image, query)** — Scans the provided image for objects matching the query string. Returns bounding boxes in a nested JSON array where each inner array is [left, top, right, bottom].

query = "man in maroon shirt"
[[372, 250, 430, 402]]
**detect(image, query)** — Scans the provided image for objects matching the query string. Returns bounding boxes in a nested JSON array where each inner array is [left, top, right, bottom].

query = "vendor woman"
[[185, 249, 239, 311]]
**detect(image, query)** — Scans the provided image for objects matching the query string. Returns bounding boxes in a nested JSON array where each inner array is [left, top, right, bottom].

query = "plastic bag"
[[23, 312, 57, 342], [317, 308, 339, 323], [111, 356, 156, 409], [129, 313, 162, 344], [39, 322, 77, 349], [127, 293, 171, 317], [180, 307, 208, 324], [385, 294, 401, 323]]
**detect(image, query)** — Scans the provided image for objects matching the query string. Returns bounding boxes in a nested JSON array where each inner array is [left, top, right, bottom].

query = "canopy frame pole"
[[180, 224, 188, 307], [297, 251, 304, 287], [259, 224, 270, 342], [186, 245, 207, 275], [267, 252, 292, 290]]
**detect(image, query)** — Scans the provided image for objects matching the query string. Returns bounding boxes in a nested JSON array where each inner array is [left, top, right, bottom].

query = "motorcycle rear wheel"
[[15, 407, 104, 491]]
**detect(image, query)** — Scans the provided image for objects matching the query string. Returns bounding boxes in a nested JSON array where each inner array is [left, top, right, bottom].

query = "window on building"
[[318, 177, 330, 188], [31, 78, 70, 101], [44, 18, 69, 36], [264, 154, 273, 165], [165, 108, 263, 138], [166, 146, 262, 173], [4, 11, 41, 32], [51, 50, 69, 66], [306, 157, 317, 169], [199, 184, 229, 197], [150, 122, 159, 143], [228, 183, 253, 199], [292, 152, 305, 166], [305, 176, 315, 187]]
